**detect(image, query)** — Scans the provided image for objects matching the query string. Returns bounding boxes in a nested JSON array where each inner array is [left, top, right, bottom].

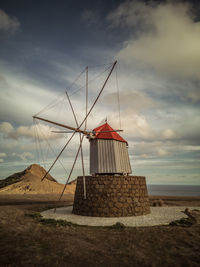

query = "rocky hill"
[[0, 164, 76, 195]]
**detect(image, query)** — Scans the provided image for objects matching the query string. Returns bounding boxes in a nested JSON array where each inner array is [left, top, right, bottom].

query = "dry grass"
[[0, 196, 200, 267]]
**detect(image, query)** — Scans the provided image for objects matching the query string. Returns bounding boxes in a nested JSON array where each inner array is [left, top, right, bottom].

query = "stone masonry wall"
[[72, 176, 150, 217]]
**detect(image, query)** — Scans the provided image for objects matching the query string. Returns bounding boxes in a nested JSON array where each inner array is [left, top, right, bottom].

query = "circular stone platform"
[[73, 175, 150, 217], [41, 206, 200, 227]]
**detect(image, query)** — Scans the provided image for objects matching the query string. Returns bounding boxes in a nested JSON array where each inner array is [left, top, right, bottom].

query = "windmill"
[[33, 61, 150, 217]]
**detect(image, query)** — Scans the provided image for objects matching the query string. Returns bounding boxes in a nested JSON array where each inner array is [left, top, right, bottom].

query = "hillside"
[[0, 164, 57, 189], [0, 164, 76, 195]]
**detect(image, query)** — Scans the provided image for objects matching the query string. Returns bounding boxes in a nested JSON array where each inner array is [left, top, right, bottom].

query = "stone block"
[[119, 197, 125, 203], [112, 207, 118, 212], [115, 202, 123, 208], [127, 197, 132, 203], [108, 202, 114, 208], [73, 175, 150, 217]]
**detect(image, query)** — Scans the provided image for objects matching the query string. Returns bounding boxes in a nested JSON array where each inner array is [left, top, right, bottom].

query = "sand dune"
[[0, 164, 76, 195]]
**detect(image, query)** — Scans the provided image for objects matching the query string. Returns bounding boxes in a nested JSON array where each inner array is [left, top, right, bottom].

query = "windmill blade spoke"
[[65, 90, 86, 199], [65, 91, 79, 126], [85, 66, 88, 131], [82, 66, 88, 199], [33, 116, 88, 135], [95, 130, 123, 133], [78, 61, 117, 129], [41, 131, 76, 181], [51, 131, 76, 133], [57, 134, 85, 203]]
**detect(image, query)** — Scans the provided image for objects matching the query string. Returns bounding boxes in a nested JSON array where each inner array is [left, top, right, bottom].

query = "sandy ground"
[[0, 194, 200, 267]]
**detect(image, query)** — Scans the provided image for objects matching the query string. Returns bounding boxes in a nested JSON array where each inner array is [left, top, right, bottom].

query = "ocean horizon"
[[147, 184, 200, 197]]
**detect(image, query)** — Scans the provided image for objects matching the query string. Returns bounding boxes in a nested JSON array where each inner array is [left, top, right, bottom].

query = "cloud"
[[0, 122, 13, 133], [0, 152, 7, 163], [81, 9, 100, 25], [17, 152, 33, 161], [94, 89, 156, 140], [161, 129, 175, 139], [0, 36, 199, 185], [108, 1, 200, 79], [122, 113, 154, 138], [0, 9, 20, 34], [132, 138, 200, 160], [0, 71, 72, 125], [0, 122, 65, 141], [9, 152, 33, 161], [102, 90, 155, 112], [187, 88, 200, 102], [157, 148, 169, 156], [107, 1, 153, 29]]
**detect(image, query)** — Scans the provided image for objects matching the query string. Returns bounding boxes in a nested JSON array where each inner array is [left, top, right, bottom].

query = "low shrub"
[[169, 217, 193, 227]]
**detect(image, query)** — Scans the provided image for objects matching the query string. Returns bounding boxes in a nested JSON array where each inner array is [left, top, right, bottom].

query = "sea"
[[147, 184, 200, 197]]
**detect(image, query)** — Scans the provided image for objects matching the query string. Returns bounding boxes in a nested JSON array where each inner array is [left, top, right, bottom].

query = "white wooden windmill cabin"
[[33, 61, 150, 217], [89, 122, 132, 176]]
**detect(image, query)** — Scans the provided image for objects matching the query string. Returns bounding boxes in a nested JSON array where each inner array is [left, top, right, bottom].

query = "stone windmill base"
[[72, 176, 150, 217]]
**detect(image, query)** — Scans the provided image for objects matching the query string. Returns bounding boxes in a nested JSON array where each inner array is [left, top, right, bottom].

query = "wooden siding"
[[90, 139, 132, 174]]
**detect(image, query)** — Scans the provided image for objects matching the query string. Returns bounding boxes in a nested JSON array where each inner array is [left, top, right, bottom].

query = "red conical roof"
[[93, 123, 127, 143]]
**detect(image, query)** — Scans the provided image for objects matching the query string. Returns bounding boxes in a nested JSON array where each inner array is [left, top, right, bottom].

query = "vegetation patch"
[[25, 211, 43, 219], [108, 222, 125, 230], [39, 218, 75, 227], [169, 217, 194, 227], [25, 211, 77, 227]]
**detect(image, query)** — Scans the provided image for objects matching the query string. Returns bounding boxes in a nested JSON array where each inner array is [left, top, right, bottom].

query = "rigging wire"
[[34, 92, 65, 117], [34, 63, 113, 119], [34, 66, 84, 117], [68, 63, 113, 97], [41, 131, 76, 181], [34, 118, 69, 175], [41, 96, 66, 115], [44, 95, 66, 161], [33, 118, 40, 164], [66, 68, 86, 91], [87, 62, 113, 69], [34, 120, 46, 169]]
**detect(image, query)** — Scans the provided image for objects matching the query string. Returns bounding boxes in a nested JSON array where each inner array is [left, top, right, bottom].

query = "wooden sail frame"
[[33, 60, 117, 201]]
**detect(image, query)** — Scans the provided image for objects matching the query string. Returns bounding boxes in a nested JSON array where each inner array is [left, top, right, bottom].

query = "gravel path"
[[41, 206, 200, 227]]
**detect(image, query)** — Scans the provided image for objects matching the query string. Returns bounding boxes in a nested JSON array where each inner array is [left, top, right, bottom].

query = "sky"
[[0, 0, 200, 185]]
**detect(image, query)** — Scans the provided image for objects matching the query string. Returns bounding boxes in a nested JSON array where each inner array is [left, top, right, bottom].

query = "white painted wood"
[[90, 139, 132, 175]]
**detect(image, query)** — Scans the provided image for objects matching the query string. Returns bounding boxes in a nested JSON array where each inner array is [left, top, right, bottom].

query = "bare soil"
[[0, 195, 200, 267]]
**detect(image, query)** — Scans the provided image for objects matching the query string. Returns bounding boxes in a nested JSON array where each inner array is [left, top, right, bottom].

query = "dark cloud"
[[0, 9, 20, 34]]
